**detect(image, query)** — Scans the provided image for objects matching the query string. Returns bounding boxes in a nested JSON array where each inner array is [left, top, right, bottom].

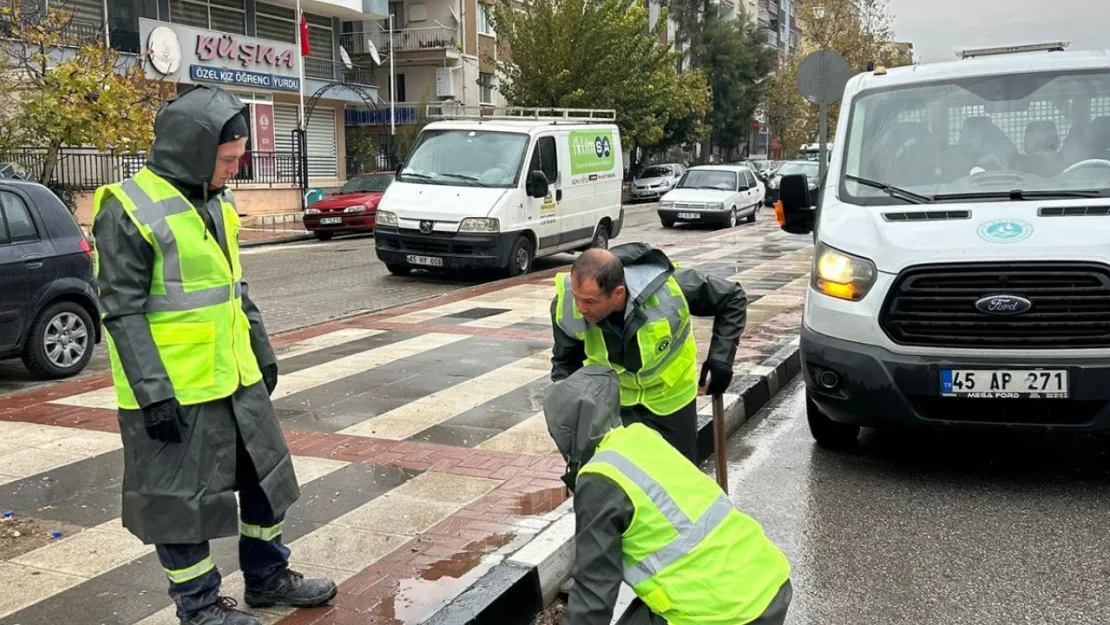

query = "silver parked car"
[[629, 163, 685, 202]]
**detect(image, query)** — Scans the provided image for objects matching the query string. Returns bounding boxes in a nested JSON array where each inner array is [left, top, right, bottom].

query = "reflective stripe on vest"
[[554, 272, 697, 414], [118, 179, 242, 313], [590, 449, 734, 586]]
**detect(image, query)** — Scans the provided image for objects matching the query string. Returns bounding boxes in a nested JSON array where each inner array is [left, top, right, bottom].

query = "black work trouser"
[[615, 578, 794, 625], [620, 399, 699, 464]]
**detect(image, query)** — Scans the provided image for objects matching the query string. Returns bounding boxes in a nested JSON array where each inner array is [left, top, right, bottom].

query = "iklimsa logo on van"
[[570, 130, 615, 175]]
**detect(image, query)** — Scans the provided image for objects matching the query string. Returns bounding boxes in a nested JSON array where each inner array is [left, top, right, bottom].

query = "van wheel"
[[385, 263, 412, 276], [806, 391, 860, 450], [506, 236, 534, 277], [22, 301, 95, 380], [590, 224, 610, 249]]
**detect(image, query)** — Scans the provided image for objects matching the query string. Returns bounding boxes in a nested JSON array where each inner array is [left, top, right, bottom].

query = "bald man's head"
[[570, 248, 627, 323]]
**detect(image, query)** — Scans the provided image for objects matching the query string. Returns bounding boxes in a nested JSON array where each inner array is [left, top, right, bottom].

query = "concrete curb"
[[238, 232, 315, 248], [418, 338, 804, 625]]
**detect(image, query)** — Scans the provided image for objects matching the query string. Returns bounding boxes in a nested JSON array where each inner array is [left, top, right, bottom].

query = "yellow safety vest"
[[554, 272, 697, 416], [580, 424, 791, 625], [92, 167, 262, 410]]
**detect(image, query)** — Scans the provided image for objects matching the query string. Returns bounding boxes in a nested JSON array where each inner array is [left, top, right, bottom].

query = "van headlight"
[[459, 217, 499, 233], [813, 242, 877, 301], [377, 211, 398, 227]]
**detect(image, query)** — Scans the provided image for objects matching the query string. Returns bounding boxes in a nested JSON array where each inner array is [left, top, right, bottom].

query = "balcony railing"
[[0, 15, 106, 47], [304, 56, 378, 87], [341, 26, 458, 56]]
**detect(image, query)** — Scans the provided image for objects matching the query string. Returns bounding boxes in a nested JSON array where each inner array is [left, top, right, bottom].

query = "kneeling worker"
[[550, 244, 747, 462], [544, 365, 792, 625]]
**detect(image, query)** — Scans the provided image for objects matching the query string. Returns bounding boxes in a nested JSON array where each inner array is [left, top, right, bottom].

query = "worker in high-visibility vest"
[[92, 85, 335, 625], [551, 244, 747, 462], [544, 365, 792, 625]]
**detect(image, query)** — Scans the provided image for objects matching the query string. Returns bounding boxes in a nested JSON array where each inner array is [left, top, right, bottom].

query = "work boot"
[[180, 597, 262, 625], [244, 569, 337, 608]]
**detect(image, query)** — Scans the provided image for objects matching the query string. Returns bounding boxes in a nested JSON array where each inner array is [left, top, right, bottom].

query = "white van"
[[374, 107, 624, 277], [774, 43, 1110, 448]]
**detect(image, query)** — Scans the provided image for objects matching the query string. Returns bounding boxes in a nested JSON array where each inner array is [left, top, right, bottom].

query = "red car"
[[303, 171, 394, 241]]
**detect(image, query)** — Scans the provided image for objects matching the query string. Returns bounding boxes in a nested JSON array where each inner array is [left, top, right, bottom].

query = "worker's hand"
[[141, 398, 188, 443], [698, 359, 733, 396], [261, 363, 279, 396]]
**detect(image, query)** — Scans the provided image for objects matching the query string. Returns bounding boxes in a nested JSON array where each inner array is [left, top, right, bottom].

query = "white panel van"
[[374, 107, 625, 277]]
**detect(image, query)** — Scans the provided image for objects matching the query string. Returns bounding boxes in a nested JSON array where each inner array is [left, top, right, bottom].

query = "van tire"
[[806, 391, 860, 450], [590, 224, 610, 249], [506, 236, 534, 278], [385, 263, 412, 276], [22, 301, 95, 380]]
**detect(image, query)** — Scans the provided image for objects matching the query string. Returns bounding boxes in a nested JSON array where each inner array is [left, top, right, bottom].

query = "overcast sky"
[[886, 0, 1107, 64]]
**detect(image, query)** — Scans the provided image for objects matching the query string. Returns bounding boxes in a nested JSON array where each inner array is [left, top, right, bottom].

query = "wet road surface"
[[725, 378, 1110, 625]]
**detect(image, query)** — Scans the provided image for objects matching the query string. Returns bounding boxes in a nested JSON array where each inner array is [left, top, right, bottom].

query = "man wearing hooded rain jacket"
[[550, 244, 747, 463], [92, 85, 336, 625], [544, 365, 793, 625]]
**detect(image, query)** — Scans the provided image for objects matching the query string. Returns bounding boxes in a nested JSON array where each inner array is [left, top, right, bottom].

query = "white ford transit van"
[[774, 43, 1110, 448], [374, 107, 624, 277]]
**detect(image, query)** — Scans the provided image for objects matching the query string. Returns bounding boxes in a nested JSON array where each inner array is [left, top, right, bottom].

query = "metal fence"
[[0, 148, 305, 190]]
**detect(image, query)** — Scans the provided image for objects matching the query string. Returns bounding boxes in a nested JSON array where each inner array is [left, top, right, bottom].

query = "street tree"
[[763, 0, 912, 157], [490, 0, 710, 161], [0, 2, 172, 187]]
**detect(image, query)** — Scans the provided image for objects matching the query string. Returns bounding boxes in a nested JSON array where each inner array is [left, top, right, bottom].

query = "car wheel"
[[385, 263, 412, 276], [661, 219, 675, 228], [505, 236, 534, 278], [747, 205, 758, 223], [314, 231, 334, 241], [806, 391, 860, 450], [21, 301, 95, 380], [590, 224, 610, 249], [727, 208, 738, 228]]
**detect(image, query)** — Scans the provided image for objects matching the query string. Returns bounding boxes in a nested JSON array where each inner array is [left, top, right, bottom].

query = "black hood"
[[146, 86, 247, 192], [609, 242, 676, 311]]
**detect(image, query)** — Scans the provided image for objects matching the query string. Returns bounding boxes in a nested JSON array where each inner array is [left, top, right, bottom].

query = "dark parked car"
[[0, 180, 100, 379]]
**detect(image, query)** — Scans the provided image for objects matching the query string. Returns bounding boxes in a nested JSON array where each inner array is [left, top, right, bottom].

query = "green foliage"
[[490, 0, 708, 152]]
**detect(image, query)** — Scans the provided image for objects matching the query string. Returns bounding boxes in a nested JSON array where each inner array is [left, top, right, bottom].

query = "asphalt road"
[[0, 201, 674, 394], [725, 378, 1110, 625]]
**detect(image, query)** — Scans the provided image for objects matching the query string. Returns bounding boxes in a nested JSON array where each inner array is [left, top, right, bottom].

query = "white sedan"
[[657, 165, 765, 229]]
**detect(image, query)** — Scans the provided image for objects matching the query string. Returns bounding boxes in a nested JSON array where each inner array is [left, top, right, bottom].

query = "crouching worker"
[[544, 365, 793, 625]]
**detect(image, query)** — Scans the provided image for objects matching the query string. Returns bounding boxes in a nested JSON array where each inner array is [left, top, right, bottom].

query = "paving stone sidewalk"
[[0, 219, 811, 625]]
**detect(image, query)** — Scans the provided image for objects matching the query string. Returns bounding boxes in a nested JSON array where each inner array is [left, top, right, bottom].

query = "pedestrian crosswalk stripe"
[[0, 455, 349, 620], [339, 351, 551, 440], [273, 328, 384, 361], [0, 422, 122, 486], [477, 410, 559, 456]]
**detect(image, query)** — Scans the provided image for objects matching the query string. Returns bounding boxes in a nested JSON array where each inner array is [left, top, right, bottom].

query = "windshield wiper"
[[399, 171, 443, 184], [931, 189, 1109, 201], [844, 174, 934, 204], [438, 173, 489, 186]]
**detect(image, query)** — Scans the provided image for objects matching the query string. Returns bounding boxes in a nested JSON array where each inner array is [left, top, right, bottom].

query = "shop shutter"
[[273, 104, 337, 180]]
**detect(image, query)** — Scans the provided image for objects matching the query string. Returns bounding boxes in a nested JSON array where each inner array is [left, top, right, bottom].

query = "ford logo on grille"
[[975, 294, 1032, 315]]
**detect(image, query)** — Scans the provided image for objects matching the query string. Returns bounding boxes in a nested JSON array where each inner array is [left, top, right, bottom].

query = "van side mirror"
[[775, 174, 815, 235], [526, 170, 549, 199]]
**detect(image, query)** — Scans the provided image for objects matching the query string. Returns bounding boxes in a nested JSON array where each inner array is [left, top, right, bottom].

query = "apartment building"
[[755, 0, 800, 63], [341, 0, 506, 136]]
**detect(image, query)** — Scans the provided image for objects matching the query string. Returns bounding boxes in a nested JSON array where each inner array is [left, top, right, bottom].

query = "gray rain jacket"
[[93, 85, 299, 545], [550, 242, 748, 386]]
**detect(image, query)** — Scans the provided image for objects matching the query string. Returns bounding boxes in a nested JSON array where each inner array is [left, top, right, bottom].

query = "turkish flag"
[[299, 13, 311, 56]]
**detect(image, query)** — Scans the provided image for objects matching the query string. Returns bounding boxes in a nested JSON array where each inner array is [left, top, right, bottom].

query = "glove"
[[141, 398, 188, 443], [699, 359, 733, 396], [262, 363, 279, 396]]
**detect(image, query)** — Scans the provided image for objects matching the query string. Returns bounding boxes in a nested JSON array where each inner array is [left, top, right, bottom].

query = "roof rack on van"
[[425, 104, 617, 122], [958, 41, 1069, 59]]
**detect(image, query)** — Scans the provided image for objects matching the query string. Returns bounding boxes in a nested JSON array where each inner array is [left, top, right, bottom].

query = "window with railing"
[[168, 0, 246, 34], [256, 2, 333, 80]]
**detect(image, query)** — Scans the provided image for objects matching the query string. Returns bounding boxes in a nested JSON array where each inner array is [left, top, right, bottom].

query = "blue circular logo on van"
[[594, 136, 611, 158], [977, 218, 1032, 243]]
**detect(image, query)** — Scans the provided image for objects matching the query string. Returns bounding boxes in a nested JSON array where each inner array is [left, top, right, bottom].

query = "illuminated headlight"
[[344, 205, 365, 214], [304, 207, 321, 215], [459, 218, 500, 233], [708, 202, 725, 211], [376, 211, 398, 227], [660, 201, 675, 209], [812, 241, 877, 301]]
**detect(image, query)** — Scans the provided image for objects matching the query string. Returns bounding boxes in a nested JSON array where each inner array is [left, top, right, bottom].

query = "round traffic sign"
[[796, 50, 853, 104]]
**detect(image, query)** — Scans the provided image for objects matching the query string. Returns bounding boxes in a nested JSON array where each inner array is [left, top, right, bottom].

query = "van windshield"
[[398, 129, 530, 188], [840, 69, 1110, 205]]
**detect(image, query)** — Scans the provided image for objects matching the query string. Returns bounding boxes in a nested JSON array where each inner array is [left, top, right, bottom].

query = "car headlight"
[[459, 217, 499, 233], [769, 179, 779, 189], [660, 201, 674, 209], [813, 242, 877, 301], [708, 202, 725, 211], [344, 205, 365, 213], [304, 207, 321, 215], [376, 211, 398, 227]]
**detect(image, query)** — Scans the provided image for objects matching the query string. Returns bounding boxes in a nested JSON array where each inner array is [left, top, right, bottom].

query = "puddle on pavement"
[[371, 531, 533, 624]]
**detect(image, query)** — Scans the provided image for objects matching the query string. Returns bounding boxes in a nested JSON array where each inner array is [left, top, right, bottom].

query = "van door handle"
[[556, 189, 563, 201], [22, 253, 44, 269]]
